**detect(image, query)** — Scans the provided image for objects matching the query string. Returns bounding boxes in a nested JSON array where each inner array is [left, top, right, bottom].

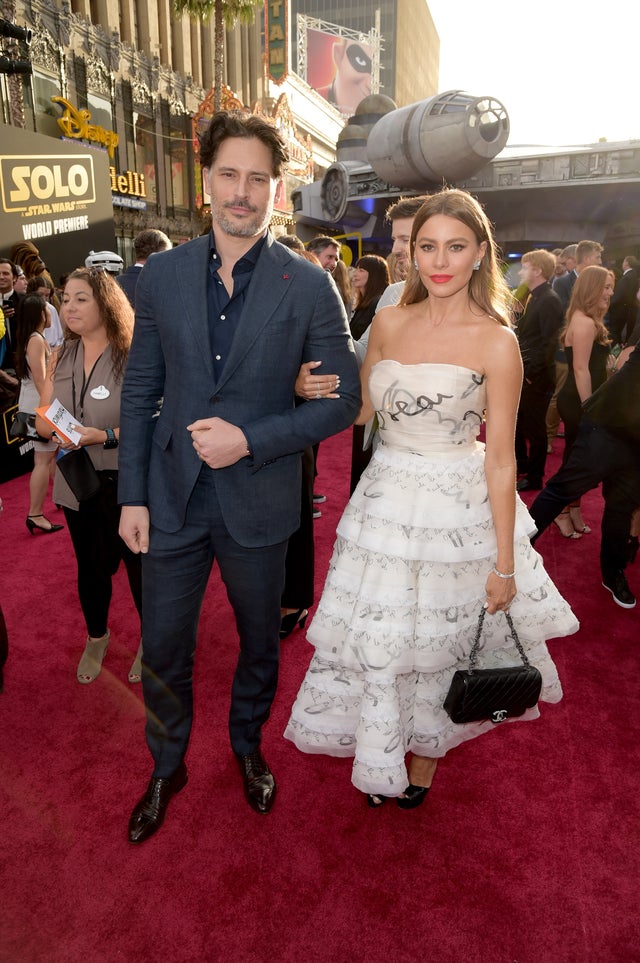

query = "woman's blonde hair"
[[560, 265, 611, 347], [401, 188, 512, 327]]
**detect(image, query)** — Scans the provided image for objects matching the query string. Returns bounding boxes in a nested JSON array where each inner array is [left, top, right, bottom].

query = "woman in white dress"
[[285, 189, 578, 808], [15, 294, 62, 534]]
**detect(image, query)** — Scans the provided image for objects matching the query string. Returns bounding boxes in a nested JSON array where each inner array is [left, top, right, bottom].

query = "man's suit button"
[[212, 396, 221, 404]]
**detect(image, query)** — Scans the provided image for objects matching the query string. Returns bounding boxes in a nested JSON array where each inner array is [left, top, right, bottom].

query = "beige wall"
[[395, 0, 439, 107]]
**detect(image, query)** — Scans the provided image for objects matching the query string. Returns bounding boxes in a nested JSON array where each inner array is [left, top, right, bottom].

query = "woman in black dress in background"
[[349, 256, 390, 491], [349, 256, 390, 341], [555, 266, 614, 537]]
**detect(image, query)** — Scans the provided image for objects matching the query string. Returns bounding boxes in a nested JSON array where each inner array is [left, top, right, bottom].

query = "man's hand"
[[119, 505, 150, 554], [187, 417, 249, 468]]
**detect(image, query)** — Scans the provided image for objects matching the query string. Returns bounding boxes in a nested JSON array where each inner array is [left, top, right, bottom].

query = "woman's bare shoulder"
[[480, 320, 520, 371], [370, 301, 411, 337], [374, 301, 408, 322]]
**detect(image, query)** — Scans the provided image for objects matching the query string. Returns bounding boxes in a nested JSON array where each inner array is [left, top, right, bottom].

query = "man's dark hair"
[[198, 110, 289, 179], [385, 196, 430, 222], [0, 258, 14, 269], [134, 229, 171, 261], [307, 235, 340, 255], [277, 234, 305, 252]]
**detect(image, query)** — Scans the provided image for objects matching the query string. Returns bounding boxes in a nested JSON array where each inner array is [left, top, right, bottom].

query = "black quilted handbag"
[[444, 607, 542, 725]]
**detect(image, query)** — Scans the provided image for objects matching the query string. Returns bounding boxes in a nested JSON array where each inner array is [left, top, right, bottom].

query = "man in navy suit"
[[116, 229, 171, 308], [553, 239, 603, 311], [118, 111, 361, 843]]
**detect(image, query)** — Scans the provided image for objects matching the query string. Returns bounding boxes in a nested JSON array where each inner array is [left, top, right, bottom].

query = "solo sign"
[[0, 125, 116, 281], [1, 154, 96, 215]]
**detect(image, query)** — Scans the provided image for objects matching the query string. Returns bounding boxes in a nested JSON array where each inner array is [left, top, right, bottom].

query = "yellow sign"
[[52, 97, 119, 159], [109, 167, 147, 198]]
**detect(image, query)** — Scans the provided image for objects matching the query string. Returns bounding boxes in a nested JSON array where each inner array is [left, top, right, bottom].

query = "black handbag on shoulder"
[[444, 607, 542, 725]]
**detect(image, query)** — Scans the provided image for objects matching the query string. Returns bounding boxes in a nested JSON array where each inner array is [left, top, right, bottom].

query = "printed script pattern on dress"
[[284, 362, 579, 796]]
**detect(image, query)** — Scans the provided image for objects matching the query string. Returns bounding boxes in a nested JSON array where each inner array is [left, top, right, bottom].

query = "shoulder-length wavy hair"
[[57, 268, 134, 382], [354, 255, 390, 311], [561, 265, 611, 347], [400, 188, 513, 327], [15, 294, 48, 382]]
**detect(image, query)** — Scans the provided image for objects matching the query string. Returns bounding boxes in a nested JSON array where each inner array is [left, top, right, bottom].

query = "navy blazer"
[[552, 270, 577, 313], [116, 264, 143, 308], [118, 233, 361, 546]]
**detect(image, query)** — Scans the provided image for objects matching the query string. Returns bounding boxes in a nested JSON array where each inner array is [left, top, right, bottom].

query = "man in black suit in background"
[[515, 250, 564, 491], [608, 255, 639, 346], [0, 259, 24, 371]]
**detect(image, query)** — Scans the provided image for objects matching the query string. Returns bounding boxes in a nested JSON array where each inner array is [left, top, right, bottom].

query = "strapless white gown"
[[284, 362, 579, 796]]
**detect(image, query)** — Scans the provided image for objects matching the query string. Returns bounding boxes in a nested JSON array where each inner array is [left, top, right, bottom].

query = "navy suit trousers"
[[140, 465, 288, 777]]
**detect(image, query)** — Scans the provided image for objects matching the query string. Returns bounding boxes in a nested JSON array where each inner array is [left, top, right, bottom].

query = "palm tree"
[[173, 0, 264, 112]]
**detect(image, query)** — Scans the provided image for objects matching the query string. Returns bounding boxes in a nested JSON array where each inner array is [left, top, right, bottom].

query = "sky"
[[426, 0, 639, 149]]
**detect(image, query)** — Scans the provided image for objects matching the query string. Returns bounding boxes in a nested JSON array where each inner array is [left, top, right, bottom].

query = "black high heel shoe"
[[26, 514, 64, 535], [279, 608, 308, 640], [396, 785, 430, 810], [367, 793, 388, 808]]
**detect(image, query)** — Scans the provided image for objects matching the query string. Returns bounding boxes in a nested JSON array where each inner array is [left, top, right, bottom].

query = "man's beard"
[[211, 196, 271, 238]]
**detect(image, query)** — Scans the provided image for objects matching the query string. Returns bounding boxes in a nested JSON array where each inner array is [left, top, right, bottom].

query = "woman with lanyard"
[[37, 267, 143, 685]]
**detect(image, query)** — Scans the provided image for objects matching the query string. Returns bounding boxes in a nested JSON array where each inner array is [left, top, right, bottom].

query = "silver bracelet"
[[493, 566, 515, 579]]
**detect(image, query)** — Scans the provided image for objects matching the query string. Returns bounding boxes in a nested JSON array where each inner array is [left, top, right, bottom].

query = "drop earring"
[[413, 259, 418, 270], [473, 259, 481, 271]]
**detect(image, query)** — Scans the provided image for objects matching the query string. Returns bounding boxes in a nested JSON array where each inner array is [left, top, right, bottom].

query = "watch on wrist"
[[103, 427, 118, 449]]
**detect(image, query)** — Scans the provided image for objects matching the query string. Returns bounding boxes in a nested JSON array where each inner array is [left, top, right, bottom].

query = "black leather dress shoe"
[[236, 749, 276, 814], [128, 762, 188, 844]]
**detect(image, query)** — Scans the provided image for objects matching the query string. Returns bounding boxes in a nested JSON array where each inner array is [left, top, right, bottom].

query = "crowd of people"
[[1, 109, 638, 838]]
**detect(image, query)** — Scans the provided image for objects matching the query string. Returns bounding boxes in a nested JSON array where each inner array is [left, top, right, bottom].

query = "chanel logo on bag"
[[491, 709, 508, 724]]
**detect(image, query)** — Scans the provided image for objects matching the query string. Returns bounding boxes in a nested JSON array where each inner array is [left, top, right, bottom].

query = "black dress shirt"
[[207, 231, 266, 382]]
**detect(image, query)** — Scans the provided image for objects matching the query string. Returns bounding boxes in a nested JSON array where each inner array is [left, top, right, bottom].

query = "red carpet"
[[1, 430, 638, 963]]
